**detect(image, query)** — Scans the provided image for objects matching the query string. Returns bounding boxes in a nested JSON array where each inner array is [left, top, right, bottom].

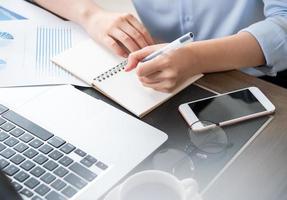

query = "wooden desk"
[[86, 69, 284, 200], [197, 70, 287, 200]]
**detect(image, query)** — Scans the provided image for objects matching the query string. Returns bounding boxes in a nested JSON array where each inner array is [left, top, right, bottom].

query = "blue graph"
[[0, 59, 6, 65], [0, 6, 26, 20], [0, 31, 14, 40], [35, 26, 72, 76]]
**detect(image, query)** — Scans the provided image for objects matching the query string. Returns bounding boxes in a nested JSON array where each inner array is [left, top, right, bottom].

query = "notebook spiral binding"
[[94, 60, 128, 82]]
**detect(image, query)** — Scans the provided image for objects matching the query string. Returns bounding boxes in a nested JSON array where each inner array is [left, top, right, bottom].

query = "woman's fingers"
[[103, 36, 129, 57], [109, 28, 140, 53], [142, 80, 176, 93], [126, 14, 154, 45], [120, 21, 148, 49], [125, 44, 166, 71], [136, 54, 167, 77], [139, 71, 163, 84], [87, 11, 154, 57]]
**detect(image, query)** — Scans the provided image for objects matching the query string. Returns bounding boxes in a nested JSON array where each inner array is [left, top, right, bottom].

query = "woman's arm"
[[125, 32, 265, 92], [32, 0, 100, 25], [32, 0, 154, 57], [126, 0, 287, 93], [188, 32, 266, 74]]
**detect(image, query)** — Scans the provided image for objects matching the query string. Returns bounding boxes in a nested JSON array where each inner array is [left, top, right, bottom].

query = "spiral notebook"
[[52, 39, 203, 117]]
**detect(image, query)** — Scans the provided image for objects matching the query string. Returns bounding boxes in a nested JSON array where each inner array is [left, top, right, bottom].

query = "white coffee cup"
[[104, 170, 202, 200]]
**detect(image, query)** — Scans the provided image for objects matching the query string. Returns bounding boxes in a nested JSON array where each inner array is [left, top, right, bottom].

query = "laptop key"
[[19, 133, 34, 143], [29, 138, 44, 148], [35, 184, 51, 196], [64, 173, 87, 189], [0, 122, 15, 132], [0, 148, 16, 158], [0, 117, 7, 125], [11, 181, 23, 191], [54, 166, 68, 177], [85, 155, 97, 164], [51, 179, 67, 191], [69, 162, 97, 182], [46, 191, 67, 200], [59, 156, 73, 167], [3, 164, 19, 176], [0, 131, 9, 141], [80, 158, 93, 167], [14, 143, 29, 153], [95, 161, 108, 170], [0, 105, 8, 114], [10, 154, 25, 165], [30, 166, 46, 177], [48, 136, 66, 148], [24, 177, 40, 189], [14, 171, 30, 182], [49, 150, 64, 160], [39, 144, 53, 154], [80, 155, 97, 167], [20, 160, 35, 171], [4, 137, 19, 147], [20, 188, 33, 197], [24, 148, 38, 159], [32, 196, 43, 200], [33, 154, 48, 165], [2, 110, 54, 141], [40, 172, 56, 184], [74, 149, 86, 157], [43, 160, 58, 171], [10, 128, 25, 137], [0, 143, 6, 151], [0, 159, 9, 169], [62, 186, 78, 198], [60, 143, 75, 154]]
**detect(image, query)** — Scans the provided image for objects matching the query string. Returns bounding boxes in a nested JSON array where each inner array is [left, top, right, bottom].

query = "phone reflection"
[[152, 121, 232, 179]]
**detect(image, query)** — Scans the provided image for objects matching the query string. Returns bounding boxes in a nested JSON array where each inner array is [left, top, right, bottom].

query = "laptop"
[[0, 85, 168, 200]]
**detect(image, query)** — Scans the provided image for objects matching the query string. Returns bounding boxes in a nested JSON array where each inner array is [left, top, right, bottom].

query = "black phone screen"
[[188, 89, 266, 124]]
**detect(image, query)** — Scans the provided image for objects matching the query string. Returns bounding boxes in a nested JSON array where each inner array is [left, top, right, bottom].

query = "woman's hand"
[[125, 44, 200, 93], [83, 9, 154, 57]]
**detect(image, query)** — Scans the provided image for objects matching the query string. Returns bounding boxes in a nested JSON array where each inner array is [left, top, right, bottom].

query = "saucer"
[[104, 185, 121, 200]]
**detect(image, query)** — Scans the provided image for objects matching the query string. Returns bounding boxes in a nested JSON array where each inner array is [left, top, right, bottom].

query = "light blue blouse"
[[132, 0, 287, 76]]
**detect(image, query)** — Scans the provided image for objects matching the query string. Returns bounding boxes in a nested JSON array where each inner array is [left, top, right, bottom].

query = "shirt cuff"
[[240, 16, 287, 76]]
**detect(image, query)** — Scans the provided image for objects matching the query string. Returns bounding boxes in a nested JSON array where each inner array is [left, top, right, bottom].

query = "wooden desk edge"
[[196, 70, 287, 200]]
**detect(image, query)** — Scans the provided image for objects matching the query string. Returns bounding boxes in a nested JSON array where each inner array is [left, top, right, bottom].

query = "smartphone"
[[179, 87, 275, 131]]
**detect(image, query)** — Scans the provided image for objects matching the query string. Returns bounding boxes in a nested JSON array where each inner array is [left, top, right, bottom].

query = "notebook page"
[[52, 39, 123, 84], [94, 69, 203, 117], [52, 39, 203, 117]]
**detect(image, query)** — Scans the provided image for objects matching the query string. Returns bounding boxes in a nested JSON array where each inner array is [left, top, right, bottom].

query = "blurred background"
[[94, 0, 137, 14]]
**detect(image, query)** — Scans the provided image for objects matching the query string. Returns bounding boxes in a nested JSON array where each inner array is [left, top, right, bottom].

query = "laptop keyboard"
[[0, 104, 109, 200]]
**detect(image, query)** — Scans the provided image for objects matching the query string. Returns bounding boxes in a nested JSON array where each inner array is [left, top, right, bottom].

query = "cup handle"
[[181, 179, 200, 199]]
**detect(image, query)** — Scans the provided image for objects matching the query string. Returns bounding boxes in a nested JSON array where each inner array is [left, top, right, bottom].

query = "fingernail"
[[123, 53, 129, 58], [124, 64, 131, 72]]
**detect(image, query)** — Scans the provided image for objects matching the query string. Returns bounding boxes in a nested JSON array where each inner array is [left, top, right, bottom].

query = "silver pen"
[[142, 32, 194, 62]]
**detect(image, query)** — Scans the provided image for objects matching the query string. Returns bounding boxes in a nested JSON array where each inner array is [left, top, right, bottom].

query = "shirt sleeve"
[[241, 0, 287, 76]]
